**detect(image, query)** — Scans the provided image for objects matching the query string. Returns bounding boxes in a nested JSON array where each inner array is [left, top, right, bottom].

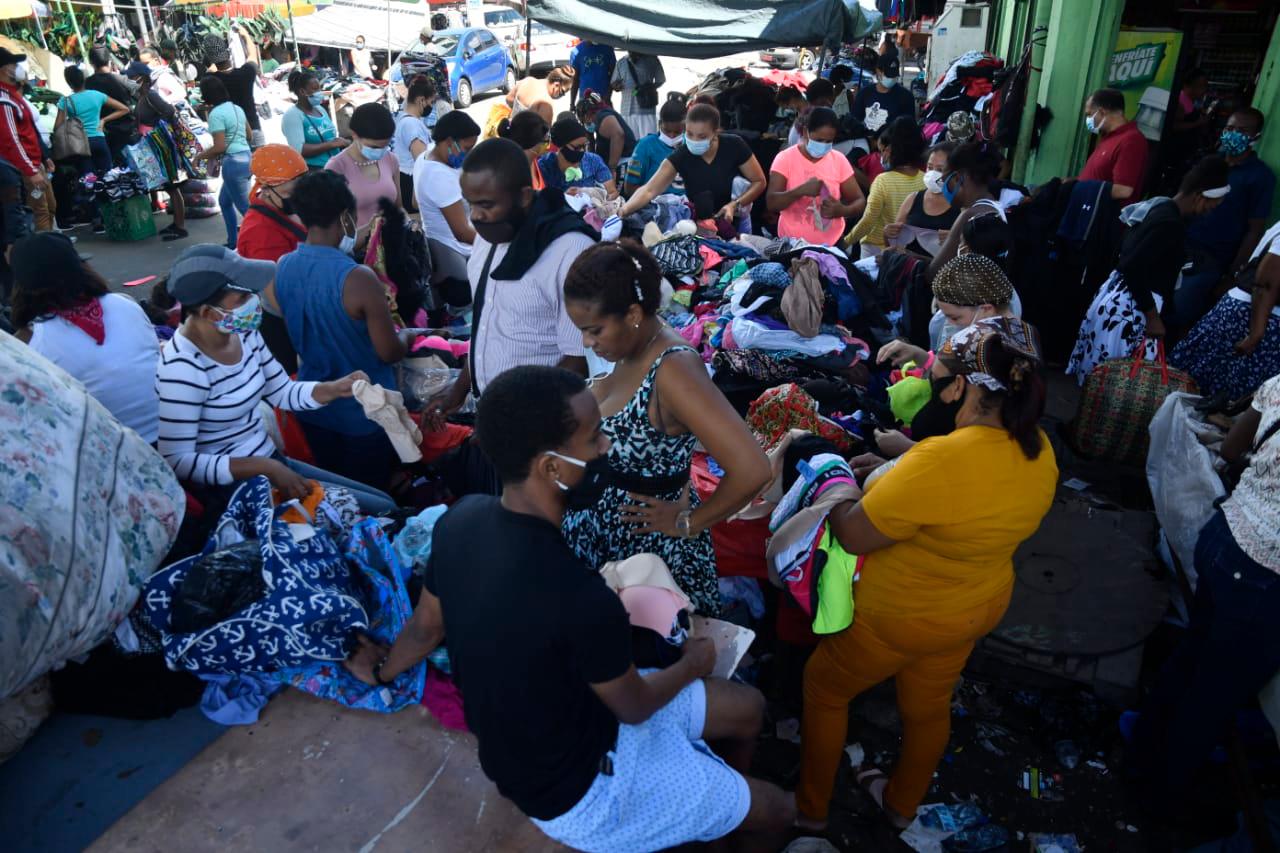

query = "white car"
[[467, 4, 526, 47], [511, 21, 578, 76]]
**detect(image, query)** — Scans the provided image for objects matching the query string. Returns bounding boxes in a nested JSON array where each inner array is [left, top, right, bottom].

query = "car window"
[[464, 33, 481, 54], [477, 31, 498, 49], [409, 34, 459, 57], [486, 10, 519, 25]]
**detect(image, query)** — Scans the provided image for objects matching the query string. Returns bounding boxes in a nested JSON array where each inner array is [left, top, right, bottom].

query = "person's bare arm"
[[346, 589, 445, 684], [440, 200, 477, 244], [834, 173, 867, 220], [618, 159, 677, 217], [883, 191, 915, 241], [590, 638, 714, 725], [1228, 218, 1268, 280], [102, 96, 130, 126], [1222, 406, 1262, 464], [766, 170, 821, 213], [602, 116, 626, 171], [925, 205, 979, 283], [624, 351, 771, 536], [1110, 183, 1136, 200], [344, 266, 409, 363], [1237, 258, 1280, 354], [408, 138, 428, 162], [198, 130, 228, 159], [827, 500, 898, 555]]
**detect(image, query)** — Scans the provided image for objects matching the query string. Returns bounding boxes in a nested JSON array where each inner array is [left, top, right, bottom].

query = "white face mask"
[[12, 64, 27, 83], [339, 213, 357, 254], [658, 132, 682, 148], [924, 169, 944, 195]]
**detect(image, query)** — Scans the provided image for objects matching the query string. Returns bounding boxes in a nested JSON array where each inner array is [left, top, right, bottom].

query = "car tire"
[[502, 66, 517, 93], [455, 77, 473, 108], [798, 48, 816, 71]]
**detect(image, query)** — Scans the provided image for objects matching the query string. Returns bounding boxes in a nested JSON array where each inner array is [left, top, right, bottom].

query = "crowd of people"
[[3, 26, 1280, 853]]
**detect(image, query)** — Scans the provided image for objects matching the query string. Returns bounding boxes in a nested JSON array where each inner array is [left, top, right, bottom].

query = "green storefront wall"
[[987, 0, 1280, 219]]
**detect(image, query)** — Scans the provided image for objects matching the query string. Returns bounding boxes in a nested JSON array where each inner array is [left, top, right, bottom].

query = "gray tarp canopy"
[[521, 0, 881, 59]]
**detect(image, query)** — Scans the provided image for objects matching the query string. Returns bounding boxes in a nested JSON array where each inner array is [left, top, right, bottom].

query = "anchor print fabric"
[[142, 476, 368, 677]]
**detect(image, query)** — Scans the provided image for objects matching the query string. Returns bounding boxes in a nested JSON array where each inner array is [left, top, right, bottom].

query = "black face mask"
[[472, 202, 527, 245], [549, 452, 614, 511], [264, 187, 293, 216], [560, 147, 586, 164], [910, 376, 965, 441]]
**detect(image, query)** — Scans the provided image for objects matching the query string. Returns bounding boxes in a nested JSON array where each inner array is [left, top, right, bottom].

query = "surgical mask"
[[684, 135, 711, 156], [880, 76, 897, 89], [472, 203, 526, 244], [355, 41, 365, 49], [212, 294, 263, 335], [309, 93, 325, 107], [924, 169, 945, 195], [547, 451, 613, 511], [910, 376, 966, 441], [880, 155, 891, 170], [560, 146, 585, 164], [1219, 129, 1252, 157], [360, 144, 388, 161], [12, 64, 26, 83], [1084, 110, 1103, 135], [805, 139, 833, 158], [446, 141, 466, 169], [658, 132, 682, 148]]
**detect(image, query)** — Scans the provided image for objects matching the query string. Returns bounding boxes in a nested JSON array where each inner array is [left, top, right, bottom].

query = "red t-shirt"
[[1079, 120, 1149, 198], [236, 204, 306, 262]]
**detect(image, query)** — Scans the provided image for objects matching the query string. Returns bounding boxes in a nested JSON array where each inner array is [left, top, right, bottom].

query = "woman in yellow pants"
[[796, 318, 1058, 830]]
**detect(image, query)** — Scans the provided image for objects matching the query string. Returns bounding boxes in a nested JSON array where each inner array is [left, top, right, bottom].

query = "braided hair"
[[563, 239, 663, 316]]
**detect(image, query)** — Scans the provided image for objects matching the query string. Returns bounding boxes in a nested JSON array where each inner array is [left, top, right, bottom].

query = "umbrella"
[[0, 0, 46, 19]]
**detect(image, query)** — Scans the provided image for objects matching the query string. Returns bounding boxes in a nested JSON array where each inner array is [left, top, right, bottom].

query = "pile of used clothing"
[[921, 50, 1005, 127]]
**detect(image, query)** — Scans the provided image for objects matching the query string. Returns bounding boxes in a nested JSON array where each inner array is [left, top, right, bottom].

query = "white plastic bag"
[[1146, 392, 1225, 590]]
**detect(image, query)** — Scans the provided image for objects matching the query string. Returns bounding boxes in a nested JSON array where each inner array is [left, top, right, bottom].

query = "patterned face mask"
[[1219, 129, 1253, 157], [213, 294, 263, 335]]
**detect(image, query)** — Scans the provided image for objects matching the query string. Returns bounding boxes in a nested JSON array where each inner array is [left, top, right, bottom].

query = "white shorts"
[[531, 679, 751, 853]]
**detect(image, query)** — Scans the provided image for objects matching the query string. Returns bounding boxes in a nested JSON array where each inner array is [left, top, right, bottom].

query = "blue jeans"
[[282, 456, 397, 516], [218, 152, 251, 247], [1133, 511, 1280, 801]]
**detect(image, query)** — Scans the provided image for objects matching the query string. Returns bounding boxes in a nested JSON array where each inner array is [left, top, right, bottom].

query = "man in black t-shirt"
[[85, 47, 138, 163], [203, 37, 261, 145], [850, 54, 916, 135], [348, 366, 795, 850]]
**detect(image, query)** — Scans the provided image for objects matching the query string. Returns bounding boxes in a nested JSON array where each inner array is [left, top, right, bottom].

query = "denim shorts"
[[531, 679, 751, 853]]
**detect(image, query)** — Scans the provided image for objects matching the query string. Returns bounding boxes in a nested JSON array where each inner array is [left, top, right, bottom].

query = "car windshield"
[[530, 22, 554, 36], [411, 35, 459, 56]]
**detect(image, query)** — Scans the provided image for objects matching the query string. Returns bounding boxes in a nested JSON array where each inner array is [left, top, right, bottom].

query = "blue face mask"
[[1219, 129, 1252, 157], [309, 93, 325, 107], [446, 141, 466, 169], [684, 135, 711, 156], [361, 144, 387, 162], [940, 172, 961, 205], [585, 122, 597, 133], [1084, 110, 1102, 135], [806, 139, 833, 158]]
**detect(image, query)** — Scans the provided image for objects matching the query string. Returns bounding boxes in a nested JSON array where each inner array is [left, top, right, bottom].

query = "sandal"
[[161, 227, 189, 242], [855, 767, 913, 830]]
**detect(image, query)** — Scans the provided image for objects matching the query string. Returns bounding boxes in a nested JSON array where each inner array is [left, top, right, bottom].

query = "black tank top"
[[906, 190, 960, 230]]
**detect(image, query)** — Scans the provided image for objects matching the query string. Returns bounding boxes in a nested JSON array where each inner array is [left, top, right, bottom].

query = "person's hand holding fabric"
[[874, 428, 915, 458], [265, 459, 312, 501], [344, 634, 391, 686], [851, 452, 888, 479], [314, 370, 371, 403], [681, 636, 716, 678]]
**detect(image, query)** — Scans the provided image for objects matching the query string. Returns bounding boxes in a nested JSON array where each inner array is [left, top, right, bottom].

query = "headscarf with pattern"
[[940, 317, 1041, 392]]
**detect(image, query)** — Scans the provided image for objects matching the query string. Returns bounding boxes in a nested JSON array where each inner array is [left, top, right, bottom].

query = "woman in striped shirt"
[[155, 244, 397, 515]]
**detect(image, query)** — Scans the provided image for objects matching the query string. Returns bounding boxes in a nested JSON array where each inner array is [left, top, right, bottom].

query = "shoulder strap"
[[468, 243, 500, 395], [249, 203, 307, 240], [1254, 417, 1280, 455]]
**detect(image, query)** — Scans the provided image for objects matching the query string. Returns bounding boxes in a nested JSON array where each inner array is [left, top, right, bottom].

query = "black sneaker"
[[92, 223, 106, 234]]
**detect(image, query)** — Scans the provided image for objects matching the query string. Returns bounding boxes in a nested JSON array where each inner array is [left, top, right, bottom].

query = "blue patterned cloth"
[[143, 476, 368, 676], [531, 678, 750, 852], [1170, 288, 1280, 401], [273, 518, 426, 712]]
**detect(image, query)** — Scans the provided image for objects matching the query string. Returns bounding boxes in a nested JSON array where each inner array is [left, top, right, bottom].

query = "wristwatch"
[[675, 509, 693, 539], [372, 656, 394, 686]]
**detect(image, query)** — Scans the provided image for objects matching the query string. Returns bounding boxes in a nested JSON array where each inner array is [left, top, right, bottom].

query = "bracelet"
[[675, 509, 694, 539]]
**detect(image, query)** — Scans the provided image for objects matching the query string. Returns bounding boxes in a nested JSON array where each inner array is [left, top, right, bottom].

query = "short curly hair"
[[290, 169, 356, 229], [563, 239, 662, 317], [476, 366, 588, 483]]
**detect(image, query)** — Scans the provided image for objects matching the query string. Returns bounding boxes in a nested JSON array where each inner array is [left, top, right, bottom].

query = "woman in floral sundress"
[[561, 240, 771, 615]]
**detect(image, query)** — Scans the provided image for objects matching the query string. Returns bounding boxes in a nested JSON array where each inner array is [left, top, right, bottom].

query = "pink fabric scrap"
[[421, 666, 468, 731]]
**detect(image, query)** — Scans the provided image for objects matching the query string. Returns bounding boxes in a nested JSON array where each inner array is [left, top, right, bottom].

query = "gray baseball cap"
[[166, 244, 275, 305]]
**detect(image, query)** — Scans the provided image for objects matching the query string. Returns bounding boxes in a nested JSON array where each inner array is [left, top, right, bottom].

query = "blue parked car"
[[396, 27, 515, 108]]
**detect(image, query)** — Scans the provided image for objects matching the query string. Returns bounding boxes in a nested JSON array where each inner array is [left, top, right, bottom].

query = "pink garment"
[[922, 121, 945, 142], [722, 321, 739, 351], [698, 244, 724, 271], [678, 319, 706, 348], [325, 149, 401, 229], [421, 666, 468, 731], [412, 334, 470, 359], [772, 145, 854, 245]]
